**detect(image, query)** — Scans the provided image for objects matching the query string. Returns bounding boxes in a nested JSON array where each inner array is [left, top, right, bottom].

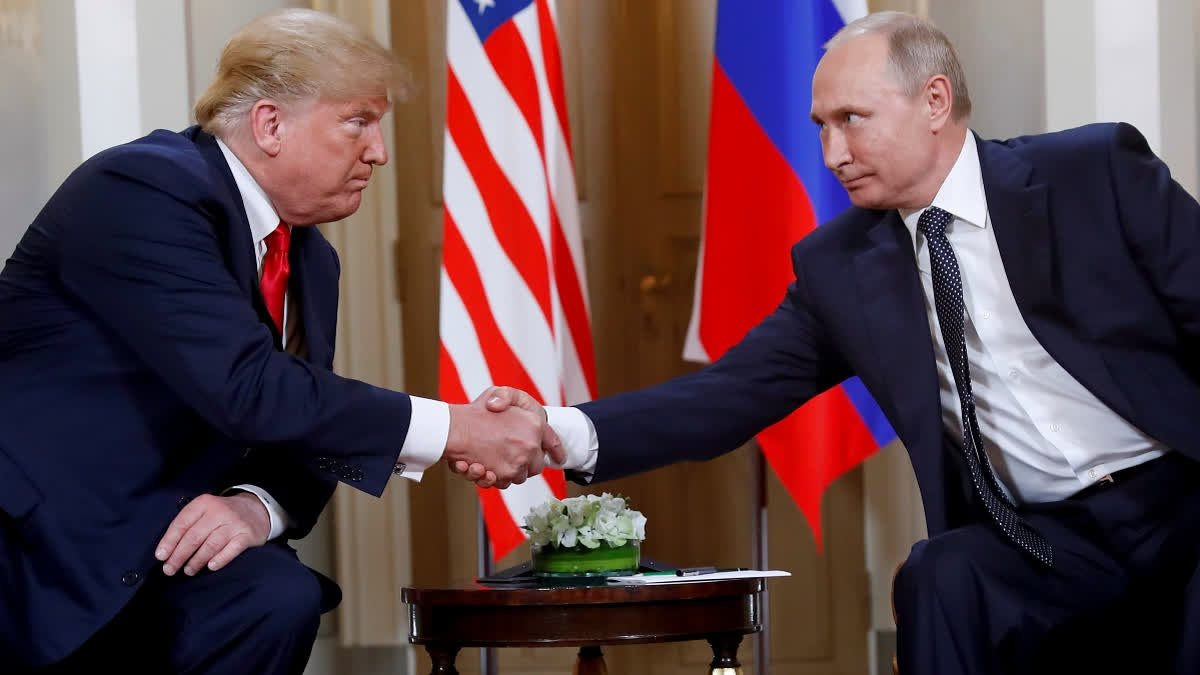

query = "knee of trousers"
[[241, 560, 324, 640], [894, 536, 984, 619]]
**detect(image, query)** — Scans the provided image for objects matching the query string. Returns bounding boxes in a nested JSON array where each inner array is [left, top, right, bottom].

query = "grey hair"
[[825, 11, 972, 122]]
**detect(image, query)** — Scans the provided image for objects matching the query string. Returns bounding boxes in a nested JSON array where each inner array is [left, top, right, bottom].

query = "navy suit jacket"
[[580, 122, 1200, 537], [0, 127, 413, 666]]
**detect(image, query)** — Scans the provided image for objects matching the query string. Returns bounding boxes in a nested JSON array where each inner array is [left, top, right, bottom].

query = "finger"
[[483, 386, 512, 412], [526, 448, 546, 476], [157, 504, 207, 576], [156, 503, 203, 563], [475, 471, 498, 489], [466, 462, 487, 481], [505, 388, 543, 417], [449, 459, 468, 474], [163, 520, 212, 576], [204, 533, 252, 573], [182, 525, 231, 576], [543, 424, 567, 466]]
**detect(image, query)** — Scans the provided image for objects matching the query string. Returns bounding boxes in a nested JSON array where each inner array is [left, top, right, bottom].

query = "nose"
[[363, 122, 388, 166], [821, 129, 850, 171]]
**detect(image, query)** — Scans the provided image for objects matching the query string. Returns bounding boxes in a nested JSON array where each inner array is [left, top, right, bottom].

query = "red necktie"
[[261, 222, 290, 335]]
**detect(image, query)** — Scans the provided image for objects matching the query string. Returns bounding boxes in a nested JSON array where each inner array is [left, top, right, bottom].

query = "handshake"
[[443, 386, 564, 489]]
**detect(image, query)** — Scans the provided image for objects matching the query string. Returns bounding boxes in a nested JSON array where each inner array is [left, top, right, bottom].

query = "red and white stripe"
[[439, 0, 597, 562]]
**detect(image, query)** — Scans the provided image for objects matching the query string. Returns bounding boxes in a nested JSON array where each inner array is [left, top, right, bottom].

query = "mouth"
[[839, 174, 871, 189]]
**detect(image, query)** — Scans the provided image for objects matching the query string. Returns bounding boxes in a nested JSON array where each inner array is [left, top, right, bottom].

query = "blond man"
[[0, 10, 556, 672]]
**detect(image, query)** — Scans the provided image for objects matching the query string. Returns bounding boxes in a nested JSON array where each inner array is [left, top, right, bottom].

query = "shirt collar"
[[216, 138, 282, 246], [898, 130, 988, 242]]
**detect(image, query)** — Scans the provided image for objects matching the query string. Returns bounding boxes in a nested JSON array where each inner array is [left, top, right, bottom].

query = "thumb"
[[483, 386, 514, 412]]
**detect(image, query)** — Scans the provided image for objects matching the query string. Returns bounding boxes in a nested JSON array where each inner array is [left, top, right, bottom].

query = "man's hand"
[[155, 492, 271, 576], [447, 386, 566, 488]]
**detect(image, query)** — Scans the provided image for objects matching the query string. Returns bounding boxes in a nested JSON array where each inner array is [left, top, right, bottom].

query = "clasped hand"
[[444, 386, 563, 489]]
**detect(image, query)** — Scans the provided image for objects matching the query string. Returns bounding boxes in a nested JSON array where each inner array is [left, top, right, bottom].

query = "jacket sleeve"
[[579, 241, 851, 483], [226, 450, 337, 540]]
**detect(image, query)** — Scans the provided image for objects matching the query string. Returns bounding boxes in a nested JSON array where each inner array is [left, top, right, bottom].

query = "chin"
[[846, 187, 896, 211], [326, 193, 364, 223]]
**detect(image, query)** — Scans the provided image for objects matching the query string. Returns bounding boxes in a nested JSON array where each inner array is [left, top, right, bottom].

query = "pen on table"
[[639, 567, 749, 577]]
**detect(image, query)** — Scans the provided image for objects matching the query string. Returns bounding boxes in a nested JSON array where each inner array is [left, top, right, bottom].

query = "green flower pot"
[[531, 540, 640, 577]]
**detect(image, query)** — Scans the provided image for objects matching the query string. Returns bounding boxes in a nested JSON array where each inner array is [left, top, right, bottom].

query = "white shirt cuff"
[[545, 406, 598, 480], [397, 396, 450, 481], [228, 484, 289, 541]]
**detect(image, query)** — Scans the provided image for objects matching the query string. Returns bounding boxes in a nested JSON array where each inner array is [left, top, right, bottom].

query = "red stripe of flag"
[[476, 486, 528, 559], [445, 67, 554, 328], [483, 22, 545, 156], [479, 19, 593, 398], [442, 210, 546, 402], [535, 0, 573, 161], [550, 221, 597, 396], [437, 341, 470, 403]]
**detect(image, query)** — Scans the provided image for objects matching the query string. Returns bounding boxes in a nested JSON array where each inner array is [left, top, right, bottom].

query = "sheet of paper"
[[606, 569, 791, 585]]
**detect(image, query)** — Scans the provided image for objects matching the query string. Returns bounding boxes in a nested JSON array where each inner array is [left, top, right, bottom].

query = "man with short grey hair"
[[478, 10, 1200, 673], [0, 8, 555, 673]]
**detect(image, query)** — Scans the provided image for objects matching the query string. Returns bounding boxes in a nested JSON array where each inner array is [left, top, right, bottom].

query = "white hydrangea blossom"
[[523, 492, 647, 549]]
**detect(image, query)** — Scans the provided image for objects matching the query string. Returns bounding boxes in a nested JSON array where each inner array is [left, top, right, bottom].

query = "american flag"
[[439, 0, 596, 562]]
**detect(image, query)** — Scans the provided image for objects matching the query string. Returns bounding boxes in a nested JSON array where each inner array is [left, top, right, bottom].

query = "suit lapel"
[[853, 210, 943, 452], [978, 135, 1135, 418], [191, 129, 283, 347], [288, 227, 334, 367], [977, 134, 1056, 318]]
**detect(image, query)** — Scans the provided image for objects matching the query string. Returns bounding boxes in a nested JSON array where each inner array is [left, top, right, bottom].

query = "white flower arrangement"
[[524, 492, 647, 550]]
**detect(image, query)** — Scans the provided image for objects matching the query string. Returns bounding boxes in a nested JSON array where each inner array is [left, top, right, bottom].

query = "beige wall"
[[0, 0, 78, 263]]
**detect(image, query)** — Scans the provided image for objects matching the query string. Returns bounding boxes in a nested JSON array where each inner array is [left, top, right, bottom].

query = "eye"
[[846, 112, 862, 123]]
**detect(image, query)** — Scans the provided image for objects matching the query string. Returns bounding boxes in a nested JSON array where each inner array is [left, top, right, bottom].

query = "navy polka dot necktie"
[[918, 206, 1053, 567]]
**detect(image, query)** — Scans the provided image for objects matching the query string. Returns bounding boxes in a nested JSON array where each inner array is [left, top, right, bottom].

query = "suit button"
[[177, 496, 190, 510], [393, 462, 407, 475], [121, 571, 141, 587]]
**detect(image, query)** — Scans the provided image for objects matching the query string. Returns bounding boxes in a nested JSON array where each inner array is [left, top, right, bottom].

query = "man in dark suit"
[[0, 8, 558, 674], [470, 10, 1200, 674]]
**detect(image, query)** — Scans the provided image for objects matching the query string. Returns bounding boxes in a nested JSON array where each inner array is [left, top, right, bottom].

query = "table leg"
[[574, 645, 608, 675], [426, 644, 461, 674], [706, 634, 744, 675]]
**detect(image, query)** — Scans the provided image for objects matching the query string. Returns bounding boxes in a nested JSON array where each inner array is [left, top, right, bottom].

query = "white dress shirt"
[[537, 132, 1169, 501], [898, 131, 1165, 503], [215, 140, 446, 541]]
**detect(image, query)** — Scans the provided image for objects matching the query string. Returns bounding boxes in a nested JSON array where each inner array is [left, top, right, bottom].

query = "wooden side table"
[[402, 577, 763, 674]]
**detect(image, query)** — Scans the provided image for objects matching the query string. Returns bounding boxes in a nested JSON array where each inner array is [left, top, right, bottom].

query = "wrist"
[[229, 491, 273, 540], [444, 403, 476, 462]]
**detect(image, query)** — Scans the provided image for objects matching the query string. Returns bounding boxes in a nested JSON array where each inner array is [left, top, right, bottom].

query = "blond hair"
[[826, 11, 972, 122], [194, 8, 404, 136]]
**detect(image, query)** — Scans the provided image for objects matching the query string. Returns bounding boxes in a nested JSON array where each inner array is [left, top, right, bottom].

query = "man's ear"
[[248, 100, 283, 157], [925, 74, 953, 132]]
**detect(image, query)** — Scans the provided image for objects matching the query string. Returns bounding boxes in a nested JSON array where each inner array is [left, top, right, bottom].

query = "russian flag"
[[683, 0, 896, 549]]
